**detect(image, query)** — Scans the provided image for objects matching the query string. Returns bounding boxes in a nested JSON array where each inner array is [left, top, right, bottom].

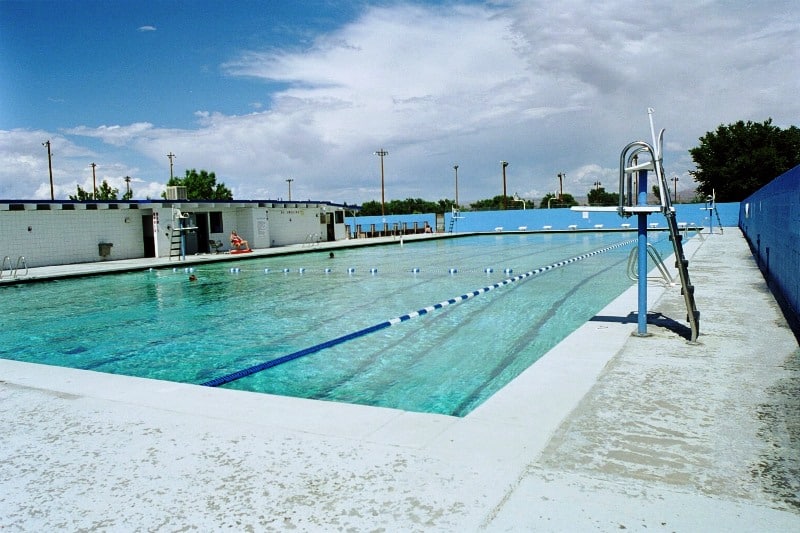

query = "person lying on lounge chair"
[[229, 231, 250, 251]]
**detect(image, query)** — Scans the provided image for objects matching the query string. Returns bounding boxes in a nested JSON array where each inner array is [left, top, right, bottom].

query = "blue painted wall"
[[347, 201, 739, 236], [739, 164, 800, 330]]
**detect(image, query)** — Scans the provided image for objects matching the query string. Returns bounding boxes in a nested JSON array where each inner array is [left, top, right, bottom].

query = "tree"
[[587, 188, 619, 206], [358, 197, 452, 215], [689, 118, 800, 202], [164, 169, 233, 200], [69, 180, 119, 201], [539, 193, 578, 208], [469, 195, 523, 211]]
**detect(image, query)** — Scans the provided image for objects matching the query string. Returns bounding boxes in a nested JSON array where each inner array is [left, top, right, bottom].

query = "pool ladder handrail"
[[0, 255, 28, 279], [626, 244, 674, 286]]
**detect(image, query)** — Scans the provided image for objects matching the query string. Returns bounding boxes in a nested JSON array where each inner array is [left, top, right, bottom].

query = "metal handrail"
[[13, 256, 28, 278], [626, 245, 673, 286], [0, 256, 28, 279], [0, 256, 10, 279]]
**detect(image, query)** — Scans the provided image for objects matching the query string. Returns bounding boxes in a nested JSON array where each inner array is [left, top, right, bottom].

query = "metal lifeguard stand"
[[574, 110, 700, 342]]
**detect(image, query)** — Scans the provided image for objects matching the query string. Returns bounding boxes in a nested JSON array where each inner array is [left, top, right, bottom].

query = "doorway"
[[142, 215, 155, 257]]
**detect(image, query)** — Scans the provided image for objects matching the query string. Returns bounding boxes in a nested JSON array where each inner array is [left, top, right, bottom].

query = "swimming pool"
[[1, 232, 675, 416]]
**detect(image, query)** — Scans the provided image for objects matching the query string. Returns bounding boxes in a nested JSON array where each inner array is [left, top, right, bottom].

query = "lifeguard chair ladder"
[[169, 209, 197, 261], [572, 114, 699, 342], [448, 206, 463, 233]]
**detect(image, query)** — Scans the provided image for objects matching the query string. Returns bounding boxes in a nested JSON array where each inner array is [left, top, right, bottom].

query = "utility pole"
[[501, 161, 509, 209], [374, 149, 388, 216], [286, 178, 294, 201], [167, 152, 176, 180], [557, 172, 565, 199], [124, 176, 131, 196], [453, 164, 459, 207], [672, 175, 679, 203], [90, 162, 97, 199], [42, 140, 54, 200]]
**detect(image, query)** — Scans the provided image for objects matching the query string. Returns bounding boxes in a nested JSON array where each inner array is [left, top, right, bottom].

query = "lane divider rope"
[[201, 238, 637, 388]]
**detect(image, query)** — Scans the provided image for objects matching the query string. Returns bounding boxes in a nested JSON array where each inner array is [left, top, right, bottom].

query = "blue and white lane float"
[[201, 239, 636, 388]]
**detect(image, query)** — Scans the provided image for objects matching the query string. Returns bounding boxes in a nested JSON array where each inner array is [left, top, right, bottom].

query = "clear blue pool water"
[[1, 232, 675, 416]]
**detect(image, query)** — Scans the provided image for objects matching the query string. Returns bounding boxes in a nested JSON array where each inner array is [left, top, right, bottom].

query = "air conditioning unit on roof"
[[165, 186, 188, 200]]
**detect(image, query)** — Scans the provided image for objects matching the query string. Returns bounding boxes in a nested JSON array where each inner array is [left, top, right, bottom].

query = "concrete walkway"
[[1, 228, 798, 531]]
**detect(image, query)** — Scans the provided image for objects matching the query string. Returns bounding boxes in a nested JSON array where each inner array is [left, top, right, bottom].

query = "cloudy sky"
[[1, 0, 797, 204]]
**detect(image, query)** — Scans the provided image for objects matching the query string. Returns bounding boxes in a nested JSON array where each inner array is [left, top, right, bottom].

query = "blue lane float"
[[201, 238, 637, 388]]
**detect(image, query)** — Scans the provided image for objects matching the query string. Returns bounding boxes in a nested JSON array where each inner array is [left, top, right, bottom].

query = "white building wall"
[[0, 201, 348, 268], [0, 205, 144, 268], [267, 205, 326, 246]]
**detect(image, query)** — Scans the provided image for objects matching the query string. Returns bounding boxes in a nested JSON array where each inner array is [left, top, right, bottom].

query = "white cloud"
[[64, 123, 156, 147], [4, 1, 799, 203], [138, 25, 157, 32]]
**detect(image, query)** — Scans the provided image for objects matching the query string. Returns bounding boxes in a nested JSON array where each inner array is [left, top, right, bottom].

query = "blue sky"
[[1, 0, 798, 204]]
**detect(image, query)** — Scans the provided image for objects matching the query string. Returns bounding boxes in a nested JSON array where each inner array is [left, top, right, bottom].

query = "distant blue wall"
[[739, 165, 800, 330], [347, 202, 739, 236]]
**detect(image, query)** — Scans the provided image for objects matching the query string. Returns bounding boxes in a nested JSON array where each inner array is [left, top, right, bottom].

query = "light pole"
[[42, 140, 54, 200], [593, 180, 601, 190], [90, 162, 97, 199], [124, 176, 131, 196], [286, 178, 294, 201], [672, 175, 679, 203], [557, 172, 565, 199], [453, 164, 459, 207], [374, 149, 388, 216], [166, 152, 176, 180], [501, 161, 509, 209]]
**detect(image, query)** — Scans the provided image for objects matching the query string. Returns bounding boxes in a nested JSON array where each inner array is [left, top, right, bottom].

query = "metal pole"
[[453, 164, 459, 207], [374, 149, 388, 216], [501, 161, 508, 209], [673, 176, 679, 203], [286, 178, 294, 201], [637, 168, 649, 336], [557, 172, 564, 199]]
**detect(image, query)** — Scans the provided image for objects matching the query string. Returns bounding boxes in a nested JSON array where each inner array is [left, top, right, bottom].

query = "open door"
[[142, 215, 155, 257]]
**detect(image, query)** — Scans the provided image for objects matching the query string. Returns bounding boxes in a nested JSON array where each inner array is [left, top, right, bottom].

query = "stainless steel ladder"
[[0, 256, 28, 279]]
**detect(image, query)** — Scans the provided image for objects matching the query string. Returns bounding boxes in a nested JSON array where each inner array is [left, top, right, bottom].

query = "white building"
[[0, 199, 350, 268]]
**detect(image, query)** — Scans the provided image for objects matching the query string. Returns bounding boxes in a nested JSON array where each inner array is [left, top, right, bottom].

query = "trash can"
[[98, 242, 113, 258]]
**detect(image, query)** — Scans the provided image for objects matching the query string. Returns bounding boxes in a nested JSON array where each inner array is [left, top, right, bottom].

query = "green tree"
[[689, 118, 800, 202], [587, 188, 619, 206], [69, 180, 119, 201], [358, 197, 453, 215], [539, 193, 578, 208], [469, 195, 522, 211], [164, 169, 233, 200]]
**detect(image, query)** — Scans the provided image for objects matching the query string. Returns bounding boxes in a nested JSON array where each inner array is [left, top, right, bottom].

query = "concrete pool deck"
[[1, 228, 798, 531]]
